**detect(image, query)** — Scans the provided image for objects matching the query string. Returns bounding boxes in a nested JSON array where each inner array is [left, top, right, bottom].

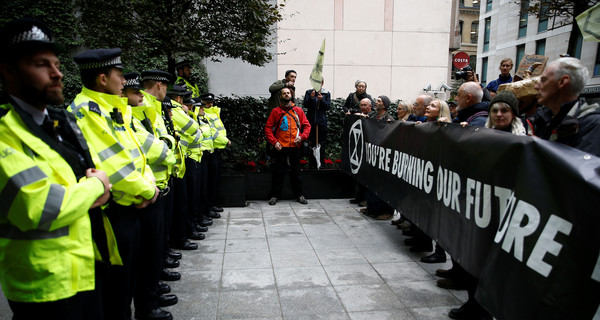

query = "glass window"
[[516, 44, 526, 68], [483, 18, 491, 52], [594, 45, 600, 77], [535, 39, 546, 55], [471, 21, 479, 44], [486, 0, 493, 12], [459, 20, 464, 42], [481, 57, 488, 87], [538, 0, 549, 32], [472, 0, 480, 8], [519, 0, 529, 38], [575, 33, 583, 59]]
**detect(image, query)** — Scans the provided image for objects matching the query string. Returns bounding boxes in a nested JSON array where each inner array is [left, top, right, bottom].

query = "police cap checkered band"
[[162, 97, 173, 108], [0, 18, 56, 55], [74, 48, 123, 70], [123, 72, 142, 89], [141, 70, 172, 84]]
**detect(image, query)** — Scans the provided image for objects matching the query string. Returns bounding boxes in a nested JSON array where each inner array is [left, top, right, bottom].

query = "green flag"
[[576, 3, 600, 42], [309, 38, 326, 91]]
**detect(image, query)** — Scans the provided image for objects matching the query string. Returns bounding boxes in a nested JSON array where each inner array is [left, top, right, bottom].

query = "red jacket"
[[265, 103, 311, 148]]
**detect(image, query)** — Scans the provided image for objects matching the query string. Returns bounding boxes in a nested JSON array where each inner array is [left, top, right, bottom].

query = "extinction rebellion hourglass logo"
[[348, 120, 364, 174]]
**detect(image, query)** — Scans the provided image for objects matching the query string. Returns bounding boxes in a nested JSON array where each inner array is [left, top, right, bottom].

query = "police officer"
[[175, 59, 200, 98], [201, 93, 229, 216], [0, 18, 112, 319], [70, 49, 165, 320]]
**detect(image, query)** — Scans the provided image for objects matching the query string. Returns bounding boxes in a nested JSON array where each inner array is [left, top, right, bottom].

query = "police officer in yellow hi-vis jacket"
[[70, 49, 166, 320], [0, 18, 112, 320]]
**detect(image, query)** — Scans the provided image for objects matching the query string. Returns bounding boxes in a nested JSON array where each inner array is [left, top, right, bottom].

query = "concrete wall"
[[204, 0, 455, 101]]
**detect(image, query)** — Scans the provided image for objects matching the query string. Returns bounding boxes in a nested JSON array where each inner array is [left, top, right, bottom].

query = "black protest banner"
[[341, 115, 600, 320]]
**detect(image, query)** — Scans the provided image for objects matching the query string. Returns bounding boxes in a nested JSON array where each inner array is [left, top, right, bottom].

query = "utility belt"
[[159, 184, 171, 198]]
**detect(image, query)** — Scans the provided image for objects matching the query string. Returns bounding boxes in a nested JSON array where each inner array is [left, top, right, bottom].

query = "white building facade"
[[205, 0, 457, 101], [476, 0, 600, 92]]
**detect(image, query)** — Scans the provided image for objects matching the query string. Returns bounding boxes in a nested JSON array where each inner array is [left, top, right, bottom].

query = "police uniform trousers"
[[184, 157, 201, 233], [9, 262, 104, 320], [133, 195, 166, 312], [170, 172, 190, 247], [162, 180, 175, 261], [197, 155, 211, 219], [270, 147, 303, 198], [102, 202, 141, 320], [206, 149, 223, 209]]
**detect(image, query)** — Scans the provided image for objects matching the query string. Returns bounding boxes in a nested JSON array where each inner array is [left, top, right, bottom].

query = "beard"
[[19, 81, 64, 106], [281, 97, 292, 104]]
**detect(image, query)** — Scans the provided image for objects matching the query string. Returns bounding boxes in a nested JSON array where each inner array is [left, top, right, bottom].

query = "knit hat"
[[489, 91, 518, 116], [378, 95, 391, 110]]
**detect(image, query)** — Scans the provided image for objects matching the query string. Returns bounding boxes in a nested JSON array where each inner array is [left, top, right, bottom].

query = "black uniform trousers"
[[133, 196, 165, 312], [198, 155, 210, 218], [102, 202, 141, 320], [162, 180, 175, 259], [270, 147, 303, 198], [206, 149, 223, 209], [184, 157, 201, 232], [171, 172, 189, 246]]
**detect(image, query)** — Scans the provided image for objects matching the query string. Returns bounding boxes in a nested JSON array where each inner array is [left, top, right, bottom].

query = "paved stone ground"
[[0, 199, 468, 320]]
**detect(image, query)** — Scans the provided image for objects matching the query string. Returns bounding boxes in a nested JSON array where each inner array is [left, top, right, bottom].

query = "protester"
[[485, 58, 514, 96], [343, 80, 373, 114], [448, 100, 458, 120], [396, 100, 416, 121], [265, 87, 311, 205], [413, 94, 433, 121], [485, 91, 525, 135], [371, 95, 395, 122], [455, 81, 489, 127], [0, 18, 112, 320], [304, 78, 331, 169], [269, 69, 296, 109], [532, 57, 600, 156]]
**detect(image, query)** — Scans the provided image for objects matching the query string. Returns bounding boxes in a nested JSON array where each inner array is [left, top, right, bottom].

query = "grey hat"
[[378, 95, 391, 110], [489, 91, 519, 116]]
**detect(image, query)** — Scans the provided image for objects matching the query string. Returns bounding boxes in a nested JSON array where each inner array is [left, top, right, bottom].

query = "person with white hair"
[[454, 81, 489, 127], [532, 57, 600, 156]]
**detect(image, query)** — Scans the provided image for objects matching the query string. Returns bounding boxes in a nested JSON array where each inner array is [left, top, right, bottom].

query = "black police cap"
[[141, 70, 172, 84], [123, 72, 143, 90], [0, 18, 59, 61], [200, 93, 214, 102], [166, 84, 190, 97], [175, 59, 191, 69], [162, 97, 173, 109], [74, 48, 123, 70]]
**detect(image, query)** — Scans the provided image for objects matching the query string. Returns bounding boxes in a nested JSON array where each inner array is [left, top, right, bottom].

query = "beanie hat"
[[378, 95, 391, 110], [489, 91, 518, 116]]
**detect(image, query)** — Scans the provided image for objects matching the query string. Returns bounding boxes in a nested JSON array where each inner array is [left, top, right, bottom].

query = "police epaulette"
[[89, 101, 102, 116]]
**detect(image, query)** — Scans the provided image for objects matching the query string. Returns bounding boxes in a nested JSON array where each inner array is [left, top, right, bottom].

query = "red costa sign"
[[453, 52, 470, 69]]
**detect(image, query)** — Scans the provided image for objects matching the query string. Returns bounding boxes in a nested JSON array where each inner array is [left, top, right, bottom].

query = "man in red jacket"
[[265, 87, 311, 205]]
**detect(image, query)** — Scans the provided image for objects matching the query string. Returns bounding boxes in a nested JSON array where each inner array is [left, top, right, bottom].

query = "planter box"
[[218, 169, 357, 206]]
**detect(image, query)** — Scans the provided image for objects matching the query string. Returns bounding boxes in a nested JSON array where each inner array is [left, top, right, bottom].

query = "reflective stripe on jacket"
[[0, 103, 103, 302]]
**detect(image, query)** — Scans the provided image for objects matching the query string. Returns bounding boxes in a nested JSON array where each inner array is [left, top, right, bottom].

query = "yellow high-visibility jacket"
[[69, 87, 156, 206], [0, 103, 103, 302], [204, 105, 229, 149], [171, 101, 202, 162]]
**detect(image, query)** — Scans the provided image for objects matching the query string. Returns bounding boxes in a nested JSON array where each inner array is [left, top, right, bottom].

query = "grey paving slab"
[[357, 246, 414, 264], [271, 250, 321, 268], [335, 283, 404, 312], [179, 252, 223, 271], [409, 305, 464, 320], [323, 264, 384, 286], [171, 290, 218, 320], [297, 215, 335, 225], [263, 215, 300, 226], [308, 235, 355, 250], [217, 289, 282, 319], [268, 236, 313, 252], [371, 262, 435, 282], [285, 313, 350, 320], [197, 239, 227, 253], [265, 225, 306, 238], [302, 224, 346, 237], [293, 208, 327, 216], [226, 226, 267, 239], [279, 286, 346, 317], [221, 268, 276, 291], [347, 310, 417, 320], [274, 266, 331, 288], [228, 209, 263, 219], [225, 238, 269, 253], [223, 251, 272, 270], [387, 280, 462, 308], [228, 218, 265, 227], [171, 270, 222, 292], [315, 248, 368, 266]]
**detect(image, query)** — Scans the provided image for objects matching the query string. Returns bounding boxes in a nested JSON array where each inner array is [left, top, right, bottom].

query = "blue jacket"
[[304, 88, 331, 127]]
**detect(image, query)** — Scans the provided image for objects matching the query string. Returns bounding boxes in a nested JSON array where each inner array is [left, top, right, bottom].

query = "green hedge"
[[216, 95, 398, 172]]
